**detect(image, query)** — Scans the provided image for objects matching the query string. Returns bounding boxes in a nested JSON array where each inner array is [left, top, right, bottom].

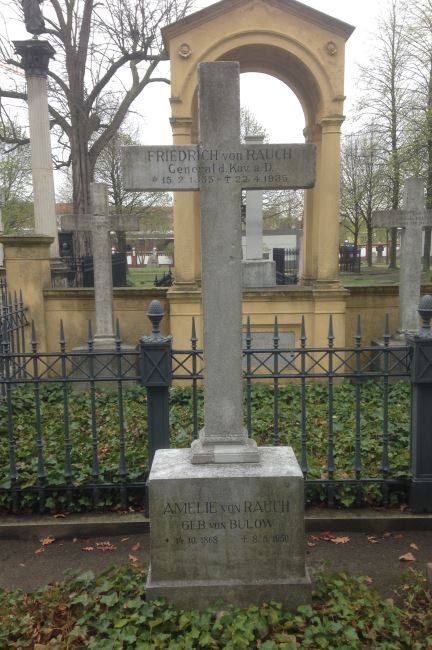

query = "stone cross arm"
[[373, 209, 432, 229], [61, 213, 141, 232], [122, 143, 315, 193]]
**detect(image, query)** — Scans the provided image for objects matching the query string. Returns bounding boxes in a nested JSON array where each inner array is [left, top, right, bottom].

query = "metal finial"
[[418, 294, 432, 337], [147, 300, 164, 336]]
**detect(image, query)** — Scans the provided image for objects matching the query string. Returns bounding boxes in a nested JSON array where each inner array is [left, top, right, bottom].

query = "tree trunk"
[[389, 227, 398, 268], [367, 225, 373, 267]]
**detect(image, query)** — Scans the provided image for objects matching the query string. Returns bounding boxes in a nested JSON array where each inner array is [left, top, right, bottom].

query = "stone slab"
[[242, 259, 276, 287], [146, 446, 311, 609]]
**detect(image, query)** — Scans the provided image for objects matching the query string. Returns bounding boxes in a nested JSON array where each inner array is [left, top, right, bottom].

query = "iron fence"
[[0, 303, 415, 515], [0, 279, 28, 354]]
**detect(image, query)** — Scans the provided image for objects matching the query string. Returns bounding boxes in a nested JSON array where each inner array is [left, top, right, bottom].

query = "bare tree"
[[0, 0, 193, 242], [0, 120, 33, 231], [357, 0, 411, 268], [340, 128, 387, 265], [403, 0, 432, 269]]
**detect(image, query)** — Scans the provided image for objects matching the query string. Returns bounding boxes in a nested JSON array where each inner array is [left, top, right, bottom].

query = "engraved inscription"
[[162, 498, 291, 546]]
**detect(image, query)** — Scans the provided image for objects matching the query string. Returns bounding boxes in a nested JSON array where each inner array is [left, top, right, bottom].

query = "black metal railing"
[[0, 279, 28, 354], [0, 303, 415, 515]]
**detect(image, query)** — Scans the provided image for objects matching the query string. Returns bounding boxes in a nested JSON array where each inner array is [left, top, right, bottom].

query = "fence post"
[[139, 300, 172, 469], [407, 295, 432, 513]]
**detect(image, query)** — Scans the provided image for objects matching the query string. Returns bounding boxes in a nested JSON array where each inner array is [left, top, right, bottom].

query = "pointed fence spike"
[[273, 316, 279, 342], [300, 315, 306, 346], [355, 314, 361, 344], [31, 320, 37, 349], [115, 318, 121, 341], [384, 313, 390, 341], [59, 319, 65, 346], [328, 314, 334, 341], [191, 316, 197, 344], [246, 316, 251, 344]]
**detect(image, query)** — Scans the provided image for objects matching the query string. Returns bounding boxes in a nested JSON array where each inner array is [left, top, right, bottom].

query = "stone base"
[[146, 568, 312, 610], [146, 446, 311, 610], [242, 259, 275, 288], [191, 430, 259, 463]]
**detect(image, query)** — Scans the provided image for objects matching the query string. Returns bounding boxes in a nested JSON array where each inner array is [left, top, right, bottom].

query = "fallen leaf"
[[307, 542, 316, 548], [19, 563, 26, 567], [410, 543, 419, 551], [72, 538, 78, 543], [96, 541, 117, 552], [40, 536, 55, 546], [330, 536, 350, 545], [34, 547, 44, 555], [131, 542, 140, 551], [129, 554, 139, 565], [400, 504, 409, 512], [318, 532, 337, 542], [121, 537, 129, 543], [367, 536, 379, 544], [53, 513, 67, 519], [399, 552, 415, 562], [364, 576, 374, 583], [81, 546, 94, 552], [383, 532, 403, 540], [309, 535, 320, 542]]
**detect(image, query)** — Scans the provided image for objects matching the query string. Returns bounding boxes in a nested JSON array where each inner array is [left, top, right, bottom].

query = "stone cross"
[[123, 62, 315, 463], [61, 182, 140, 347], [373, 177, 432, 333]]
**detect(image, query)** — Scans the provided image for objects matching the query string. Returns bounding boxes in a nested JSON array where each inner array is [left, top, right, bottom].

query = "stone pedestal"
[[242, 259, 275, 288], [146, 447, 311, 609]]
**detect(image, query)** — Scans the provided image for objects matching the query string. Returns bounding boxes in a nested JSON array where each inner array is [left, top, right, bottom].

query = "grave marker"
[[123, 61, 313, 609], [123, 62, 315, 463], [62, 183, 140, 346], [373, 178, 432, 333]]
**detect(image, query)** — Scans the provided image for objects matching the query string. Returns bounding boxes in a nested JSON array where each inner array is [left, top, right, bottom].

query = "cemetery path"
[[0, 530, 430, 600]]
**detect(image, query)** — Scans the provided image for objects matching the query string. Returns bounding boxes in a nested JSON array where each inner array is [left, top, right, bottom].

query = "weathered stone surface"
[[146, 447, 311, 609], [373, 178, 432, 333], [242, 259, 276, 287]]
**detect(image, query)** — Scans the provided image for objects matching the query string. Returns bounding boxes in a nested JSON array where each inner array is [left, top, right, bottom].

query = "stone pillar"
[[13, 41, 58, 257], [170, 115, 199, 288], [0, 235, 53, 350], [242, 134, 276, 288], [315, 118, 343, 283], [302, 125, 321, 284]]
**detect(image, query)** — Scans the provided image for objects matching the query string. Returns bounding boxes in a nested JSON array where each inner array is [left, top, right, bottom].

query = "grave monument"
[[123, 62, 314, 609], [242, 134, 276, 288], [373, 178, 432, 335]]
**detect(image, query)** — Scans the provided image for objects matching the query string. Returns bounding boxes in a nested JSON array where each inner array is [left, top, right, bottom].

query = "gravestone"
[[242, 134, 275, 288], [62, 183, 139, 389], [123, 61, 314, 609], [373, 178, 432, 334]]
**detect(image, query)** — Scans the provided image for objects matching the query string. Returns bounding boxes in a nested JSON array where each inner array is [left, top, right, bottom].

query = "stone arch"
[[163, 0, 354, 287]]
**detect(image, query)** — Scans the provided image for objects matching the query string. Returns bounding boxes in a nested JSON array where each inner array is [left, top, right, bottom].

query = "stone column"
[[13, 41, 58, 257], [242, 134, 276, 287], [315, 118, 343, 283], [302, 125, 321, 284], [0, 235, 53, 350], [170, 115, 199, 288]]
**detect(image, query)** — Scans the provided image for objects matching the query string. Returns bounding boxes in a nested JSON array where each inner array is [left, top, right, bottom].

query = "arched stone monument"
[[162, 0, 354, 348]]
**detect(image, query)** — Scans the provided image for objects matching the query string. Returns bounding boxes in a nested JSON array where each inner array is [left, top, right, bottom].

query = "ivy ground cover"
[[0, 380, 411, 512], [1, 563, 431, 649]]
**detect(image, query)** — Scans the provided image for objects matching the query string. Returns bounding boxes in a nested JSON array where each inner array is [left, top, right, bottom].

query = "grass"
[[340, 263, 432, 287], [0, 563, 431, 648], [127, 266, 173, 288]]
